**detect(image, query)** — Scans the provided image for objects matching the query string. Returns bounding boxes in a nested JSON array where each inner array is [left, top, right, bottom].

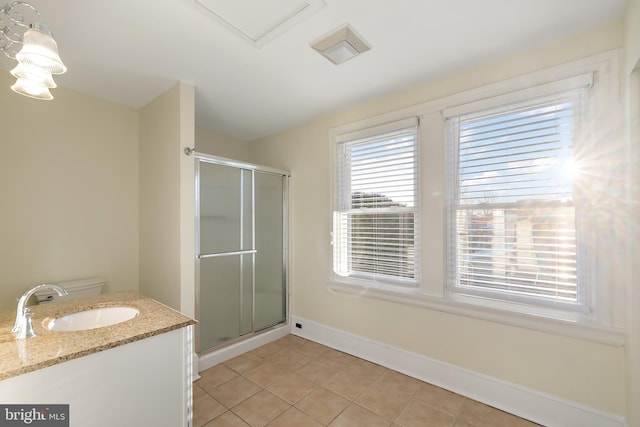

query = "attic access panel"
[[195, 0, 325, 47]]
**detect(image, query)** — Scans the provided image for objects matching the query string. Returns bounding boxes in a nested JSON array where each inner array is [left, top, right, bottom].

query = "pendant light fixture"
[[1, 2, 66, 100]]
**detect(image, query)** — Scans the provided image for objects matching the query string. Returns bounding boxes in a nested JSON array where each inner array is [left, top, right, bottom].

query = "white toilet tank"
[[35, 277, 106, 304]]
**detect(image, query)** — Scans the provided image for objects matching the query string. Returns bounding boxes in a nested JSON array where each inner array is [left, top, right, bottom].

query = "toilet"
[[35, 277, 106, 304]]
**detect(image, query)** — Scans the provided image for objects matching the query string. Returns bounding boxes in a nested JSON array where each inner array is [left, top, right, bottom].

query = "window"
[[332, 117, 419, 287], [446, 88, 589, 311], [330, 52, 624, 343]]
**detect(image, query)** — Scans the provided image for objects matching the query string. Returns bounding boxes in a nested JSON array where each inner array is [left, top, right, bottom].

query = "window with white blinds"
[[332, 118, 419, 285], [447, 91, 587, 308]]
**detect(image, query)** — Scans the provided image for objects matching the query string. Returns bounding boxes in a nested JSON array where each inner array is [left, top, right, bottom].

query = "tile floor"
[[193, 335, 540, 427]]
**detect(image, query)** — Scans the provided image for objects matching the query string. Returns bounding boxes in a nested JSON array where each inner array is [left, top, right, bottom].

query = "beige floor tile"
[[412, 383, 465, 417], [456, 399, 522, 427], [353, 369, 421, 419], [395, 400, 455, 427], [344, 358, 387, 380], [328, 403, 391, 427], [243, 360, 289, 387], [267, 371, 317, 404], [296, 340, 332, 358], [274, 334, 309, 351], [295, 359, 340, 384], [194, 383, 207, 398], [377, 370, 423, 394], [209, 375, 262, 408], [266, 407, 324, 427], [355, 379, 414, 420], [197, 364, 240, 392], [204, 411, 249, 426], [323, 370, 376, 400], [232, 390, 290, 426], [295, 386, 351, 425], [267, 348, 311, 370], [192, 336, 540, 427], [322, 348, 360, 368], [224, 353, 265, 375], [193, 393, 227, 427], [249, 341, 284, 359]]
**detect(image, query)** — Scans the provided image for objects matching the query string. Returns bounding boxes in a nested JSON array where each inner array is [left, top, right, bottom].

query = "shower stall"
[[195, 153, 289, 355]]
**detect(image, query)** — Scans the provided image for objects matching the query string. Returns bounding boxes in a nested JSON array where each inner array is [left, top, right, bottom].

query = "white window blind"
[[333, 118, 419, 285], [447, 91, 587, 307]]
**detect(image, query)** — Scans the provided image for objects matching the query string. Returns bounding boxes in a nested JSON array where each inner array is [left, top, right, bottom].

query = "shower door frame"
[[194, 152, 290, 355]]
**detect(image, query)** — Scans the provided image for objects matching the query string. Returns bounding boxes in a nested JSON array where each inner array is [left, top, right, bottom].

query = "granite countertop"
[[0, 291, 196, 381]]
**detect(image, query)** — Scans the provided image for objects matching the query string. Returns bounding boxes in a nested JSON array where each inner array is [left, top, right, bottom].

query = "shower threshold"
[[197, 321, 290, 373]]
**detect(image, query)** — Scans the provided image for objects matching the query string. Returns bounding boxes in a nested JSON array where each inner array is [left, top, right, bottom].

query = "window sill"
[[328, 280, 625, 347]]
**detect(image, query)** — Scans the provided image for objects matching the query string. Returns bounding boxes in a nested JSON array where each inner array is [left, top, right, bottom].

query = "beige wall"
[[196, 126, 250, 161], [139, 83, 195, 312], [0, 74, 195, 315], [0, 73, 194, 317], [0, 74, 139, 309], [179, 86, 196, 318], [624, 0, 640, 424], [249, 23, 627, 415]]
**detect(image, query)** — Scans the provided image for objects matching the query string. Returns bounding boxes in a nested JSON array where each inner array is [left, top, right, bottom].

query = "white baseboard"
[[197, 323, 291, 372], [291, 316, 627, 427]]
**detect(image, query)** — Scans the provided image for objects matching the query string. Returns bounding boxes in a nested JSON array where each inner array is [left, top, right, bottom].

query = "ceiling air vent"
[[311, 24, 371, 65]]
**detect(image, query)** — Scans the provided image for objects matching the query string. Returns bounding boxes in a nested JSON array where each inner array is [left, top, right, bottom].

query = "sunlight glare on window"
[[450, 95, 583, 306]]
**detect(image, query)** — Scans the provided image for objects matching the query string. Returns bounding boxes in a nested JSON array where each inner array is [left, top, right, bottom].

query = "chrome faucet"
[[12, 284, 69, 339]]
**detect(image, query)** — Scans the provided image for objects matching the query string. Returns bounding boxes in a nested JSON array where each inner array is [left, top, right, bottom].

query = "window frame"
[[331, 117, 421, 289], [444, 84, 592, 314], [328, 50, 625, 346]]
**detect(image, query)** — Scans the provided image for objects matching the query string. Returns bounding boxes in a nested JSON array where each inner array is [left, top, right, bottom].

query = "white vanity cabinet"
[[0, 325, 194, 427]]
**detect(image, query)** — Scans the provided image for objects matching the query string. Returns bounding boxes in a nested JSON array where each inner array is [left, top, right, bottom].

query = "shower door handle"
[[198, 250, 257, 259]]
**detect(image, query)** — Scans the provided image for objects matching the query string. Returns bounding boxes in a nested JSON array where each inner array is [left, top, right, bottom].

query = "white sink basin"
[[46, 306, 140, 331]]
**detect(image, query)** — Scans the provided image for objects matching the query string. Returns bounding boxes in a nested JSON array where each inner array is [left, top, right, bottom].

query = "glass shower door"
[[254, 171, 286, 331], [197, 158, 287, 353], [198, 162, 254, 350]]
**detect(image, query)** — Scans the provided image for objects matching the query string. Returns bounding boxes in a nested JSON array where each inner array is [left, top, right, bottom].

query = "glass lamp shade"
[[15, 23, 67, 74], [10, 63, 57, 88], [11, 77, 54, 100]]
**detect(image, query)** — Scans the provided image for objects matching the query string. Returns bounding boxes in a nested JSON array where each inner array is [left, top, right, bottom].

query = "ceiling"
[[0, 0, 628, 141]]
